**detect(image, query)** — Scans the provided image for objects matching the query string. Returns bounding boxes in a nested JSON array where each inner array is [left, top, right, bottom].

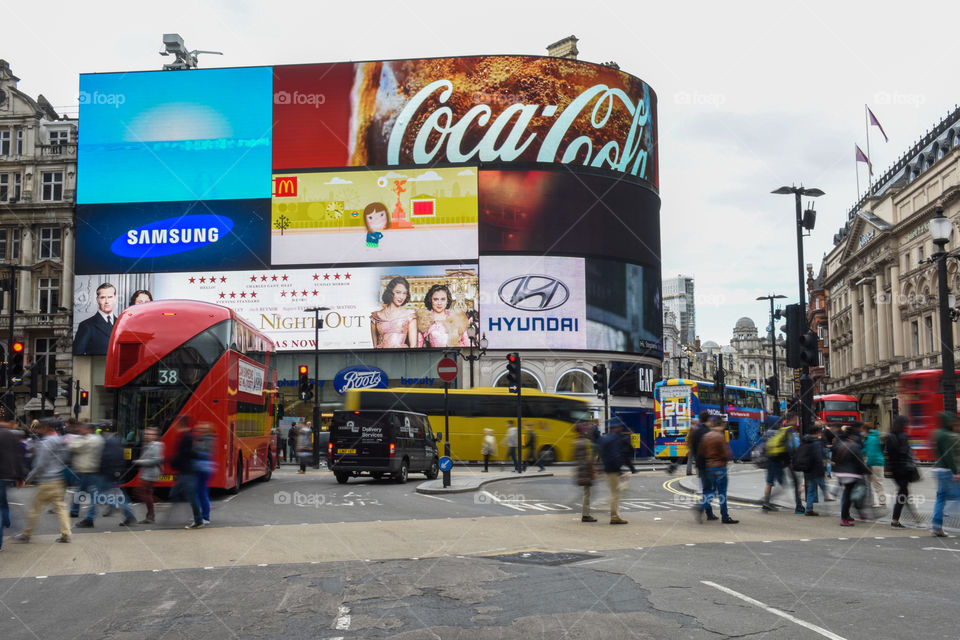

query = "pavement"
[[417, 470, 553, 493]]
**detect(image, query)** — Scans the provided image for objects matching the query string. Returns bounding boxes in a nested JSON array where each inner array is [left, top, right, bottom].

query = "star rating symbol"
[[249, 275, 257, 282], [301, 290, 308, 297], [199, 277, 206, 284], [334, 273, 341, 280], [220, 276, 227, 283], [312, 290, 318, 296], [313, 274, 319, 281], [281, 274, 289, 282], [240, 292, 247, 298], [345, 273, 351, 280], [261, 275, 267, 282], [280, 291, 287, 297], [189, 277, 196, 284], [229, 292, 236, 298], [250, 292, 257, 298], [289, 290, 297, 298], [271, 275, 278, 282], [323, 274, 330, 280], [219, 292, 225, 299]]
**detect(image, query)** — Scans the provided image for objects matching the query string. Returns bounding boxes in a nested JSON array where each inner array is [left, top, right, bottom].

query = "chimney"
[[546, 35, 579, 60]]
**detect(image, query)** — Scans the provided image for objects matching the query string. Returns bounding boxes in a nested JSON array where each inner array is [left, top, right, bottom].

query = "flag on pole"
[[856, 145, 872, 174], [867, 107, 889, 142]]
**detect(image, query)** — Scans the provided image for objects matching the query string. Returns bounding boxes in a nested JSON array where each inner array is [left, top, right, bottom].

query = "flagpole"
[[855, 143, 861, 201], [864, 104, 872, 194]]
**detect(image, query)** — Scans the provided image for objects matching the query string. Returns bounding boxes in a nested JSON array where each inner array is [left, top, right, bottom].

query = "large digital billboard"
[[76, 55, 661, 357]]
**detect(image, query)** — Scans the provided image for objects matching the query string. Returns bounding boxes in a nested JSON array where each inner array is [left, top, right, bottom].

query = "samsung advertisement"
[[76, 55, 661, 357]]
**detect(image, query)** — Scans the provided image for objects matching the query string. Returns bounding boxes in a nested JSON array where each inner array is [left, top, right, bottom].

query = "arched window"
[[555, 369, 593, 394], [494, 369, 543, 391]]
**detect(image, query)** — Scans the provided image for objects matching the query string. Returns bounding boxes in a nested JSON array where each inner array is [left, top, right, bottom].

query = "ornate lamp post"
[[928, 207, 957, 414]]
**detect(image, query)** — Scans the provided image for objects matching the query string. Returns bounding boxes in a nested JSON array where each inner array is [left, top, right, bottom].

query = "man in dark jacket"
[[599, 420, 628, 525], [796, 425, 826, 515], [687, 412, 712, 483], [169, 417, 204, 529], [0, 419, 26, 550], [99, 427, 137, 526]]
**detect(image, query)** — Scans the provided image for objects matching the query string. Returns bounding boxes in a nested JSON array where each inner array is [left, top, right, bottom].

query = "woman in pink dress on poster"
[[370, 276, 417, 349], [417, 284, 470, 348]]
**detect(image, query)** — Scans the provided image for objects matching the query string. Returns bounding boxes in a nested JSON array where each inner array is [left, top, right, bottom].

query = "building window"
[[11, 229, 20, 260], [918, 245, 925, 262], [0, 174, 6, 202], [12, 173, 20, 201], [912, 320, 920, 357], [556, 370, 593, 394], [0, 130, 9, 155], [34, 337, 56, 376], [926, 315, 935, 353], [41, 171, 63, 201], [38, 278, 59, 313], [15, 130, 23, 155], [38, 227, 61, 260]]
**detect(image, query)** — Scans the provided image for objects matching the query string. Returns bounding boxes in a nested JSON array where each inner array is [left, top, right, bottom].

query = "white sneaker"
[[202, 519, 211, 525]]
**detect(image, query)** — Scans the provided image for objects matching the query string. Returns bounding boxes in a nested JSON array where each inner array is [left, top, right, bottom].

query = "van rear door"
[[331, 411, 394, 468]]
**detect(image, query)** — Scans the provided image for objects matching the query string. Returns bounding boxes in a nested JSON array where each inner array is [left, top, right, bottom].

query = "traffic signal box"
[[592, 364, 608, 399], [298, 365, 312, 401], [784, 303, 819, 368], [505, 353, 521, 394]]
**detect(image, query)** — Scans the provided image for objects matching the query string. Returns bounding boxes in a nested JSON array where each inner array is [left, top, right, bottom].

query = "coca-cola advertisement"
[[272, 56, 658, 187]]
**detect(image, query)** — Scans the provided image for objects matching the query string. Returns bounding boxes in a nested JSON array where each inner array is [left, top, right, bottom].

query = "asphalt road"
[[1, 465, 955, 639]]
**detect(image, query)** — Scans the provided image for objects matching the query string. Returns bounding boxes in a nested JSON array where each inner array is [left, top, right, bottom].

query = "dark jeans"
[[892, 471, 910, 522], [805, 475, 825, 511], [508, 447, 518, 471], [170, 472, 202, 525], [841, 482, 856, 521], [0, 480, 10, 550], [73, 472, 102, 521], [702, 467, 729, 520], [195, 470, 210, 521], [483, 454, 490, 472]]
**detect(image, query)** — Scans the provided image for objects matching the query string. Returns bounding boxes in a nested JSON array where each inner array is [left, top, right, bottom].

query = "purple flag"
[[867, 107, 889, 142], [855, 145, 871, 164]]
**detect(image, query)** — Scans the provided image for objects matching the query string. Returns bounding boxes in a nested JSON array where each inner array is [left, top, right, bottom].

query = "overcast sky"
[[4, 0, 958, 345]]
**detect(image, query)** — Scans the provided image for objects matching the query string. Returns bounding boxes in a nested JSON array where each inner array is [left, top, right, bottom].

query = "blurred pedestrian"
[[132, 427, 163, 524], [525, 426, 545, 472], [0, 418, 27, 550], [169, 416, 204, 529], [99, 425, 137, 526], [296, 423, 313, 474], [193, 422, 215, 525], [287, 423, 298, 463], [503, 421, 519, 472], [862, 422, 886, 508], [574, 423, 597, 522], [687, 412, 711, 486], [696, 417, 738, 524], [684, 418, 701, 476], [618, 419, 637, 474], [70, 421, 104, 527], [481, 428, 496, 472], [15, 421, 70, 543], [885, 416, 916, 529], [833, 426, 870, 526], [599, 420, 628, 524], [931, 412, 960, 537], [762, 412, 801, 512], [795, 424, 826, 516]]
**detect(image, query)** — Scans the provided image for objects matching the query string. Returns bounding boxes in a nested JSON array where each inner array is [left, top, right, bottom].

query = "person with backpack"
[[687, 412, 712, 489], [861, 422, 886, 508], [885, 416, 916, 529], [795, 424, 826, 516], [762, 413, 797, 511], [833, 426, 871, 526]]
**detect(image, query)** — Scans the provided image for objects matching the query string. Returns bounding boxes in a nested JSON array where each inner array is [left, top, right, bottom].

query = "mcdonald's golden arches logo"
[[273, 176, 298, 197]]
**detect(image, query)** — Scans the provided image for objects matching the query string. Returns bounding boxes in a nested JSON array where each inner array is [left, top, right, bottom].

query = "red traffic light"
[[507, 353, 518, 363], [11, 341, 23, 353], [298, 365, 308, 375]]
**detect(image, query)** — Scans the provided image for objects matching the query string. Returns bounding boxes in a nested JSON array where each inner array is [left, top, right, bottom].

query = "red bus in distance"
[[897, 369, 960, 462], [105, 300, 279, 491], [813, 394, 860, 428]]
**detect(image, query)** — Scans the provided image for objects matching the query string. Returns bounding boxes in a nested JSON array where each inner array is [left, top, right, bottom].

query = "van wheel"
[[229, 456, 242, 494], [335, 471, 349, 484], [425, 458, 439, 480], [394, 459, 409, 484], [261, 454, 273, 482], [538, 446, 557, 466]]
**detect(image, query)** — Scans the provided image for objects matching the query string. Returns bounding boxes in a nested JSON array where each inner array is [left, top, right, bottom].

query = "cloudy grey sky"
[[4, 0, 958, 344]]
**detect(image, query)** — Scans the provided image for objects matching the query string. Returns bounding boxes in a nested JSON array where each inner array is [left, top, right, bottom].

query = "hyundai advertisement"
[[76, 55, 661, 357]]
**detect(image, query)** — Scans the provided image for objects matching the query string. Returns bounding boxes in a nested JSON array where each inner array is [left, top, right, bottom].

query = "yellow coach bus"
[[343, 387, 593, 464]]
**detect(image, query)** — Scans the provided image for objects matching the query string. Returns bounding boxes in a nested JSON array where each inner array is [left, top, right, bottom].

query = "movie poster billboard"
[[271, 167, 478, 265], [73, 265, 478, 353]]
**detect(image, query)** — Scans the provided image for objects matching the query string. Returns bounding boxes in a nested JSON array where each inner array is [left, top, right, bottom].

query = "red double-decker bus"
[[813, 394, 860, 427], [106, 300, 279, 491], [897, 369, 960, 462]]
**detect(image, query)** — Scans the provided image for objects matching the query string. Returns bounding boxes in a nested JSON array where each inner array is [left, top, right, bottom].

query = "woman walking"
[[481, 429, 496, 472], [885, 416, 915, 529], [833, 427, 870, 526]]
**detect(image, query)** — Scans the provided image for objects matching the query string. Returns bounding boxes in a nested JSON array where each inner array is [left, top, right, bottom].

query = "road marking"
[[702, 581, 848, 640], [922, 547, 960, 552], [417, 493, 453, 502], [335, 605, 351, 630]]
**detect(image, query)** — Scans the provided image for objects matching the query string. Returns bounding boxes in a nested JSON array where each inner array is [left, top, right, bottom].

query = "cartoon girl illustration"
[[370, 276, 417, 348], [363, 201, 390, 248], [417, 284, 470, 348]]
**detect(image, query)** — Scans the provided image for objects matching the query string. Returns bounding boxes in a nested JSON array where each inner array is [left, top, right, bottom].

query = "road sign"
[[437, 357, 459, 382], [438, 456, 453, 471]]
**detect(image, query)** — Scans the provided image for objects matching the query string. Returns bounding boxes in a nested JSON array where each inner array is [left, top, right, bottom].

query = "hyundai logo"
[[498, 275, 570, 311]]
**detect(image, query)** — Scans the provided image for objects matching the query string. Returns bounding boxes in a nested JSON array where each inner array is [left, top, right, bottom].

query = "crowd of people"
[[0, 414, 217, 549]]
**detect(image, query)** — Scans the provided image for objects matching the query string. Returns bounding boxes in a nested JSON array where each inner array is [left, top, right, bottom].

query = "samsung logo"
[[110, 214, 234, 259], [498, 275, 570, 311]]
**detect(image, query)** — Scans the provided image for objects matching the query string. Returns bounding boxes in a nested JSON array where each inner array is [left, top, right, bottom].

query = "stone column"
[[18, 227, 32, 311], [61, 225, 74, 308], [852, 287, 864, 370], [889, 264, 904, 357], [876, 271, 890, 362], [862, 282, 876, 367]]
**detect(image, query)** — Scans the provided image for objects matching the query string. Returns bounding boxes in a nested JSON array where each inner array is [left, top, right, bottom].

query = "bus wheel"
[[261, 454, 273, 482], [394, 459, 409, 484], [228, 456, 242, 494], [425, 458, 439, 480], [335, 471, 349, 484], [538, 446, 557, 466]]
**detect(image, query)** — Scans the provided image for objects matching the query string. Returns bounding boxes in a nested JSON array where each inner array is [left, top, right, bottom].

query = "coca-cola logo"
[[334, 365, 389, 395], [388, 81, 652, 180]]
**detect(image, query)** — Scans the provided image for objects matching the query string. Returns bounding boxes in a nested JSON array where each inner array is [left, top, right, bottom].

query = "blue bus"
[[654, 379, 765, 461]]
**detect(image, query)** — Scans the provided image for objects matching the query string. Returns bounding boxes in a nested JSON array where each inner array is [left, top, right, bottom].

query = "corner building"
[[74, 55, 663, 450]]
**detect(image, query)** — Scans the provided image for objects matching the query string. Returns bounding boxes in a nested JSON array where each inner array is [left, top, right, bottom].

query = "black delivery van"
[[328, 410, 440, 484]]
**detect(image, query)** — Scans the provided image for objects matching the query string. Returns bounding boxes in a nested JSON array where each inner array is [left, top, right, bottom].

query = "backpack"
[[766, 428, 789, 457], [750, 443, 769, 469], [793, 441, 812, 473]]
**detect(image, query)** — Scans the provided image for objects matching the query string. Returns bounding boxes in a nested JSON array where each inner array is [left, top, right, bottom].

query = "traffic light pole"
[[6, 263, 17, 389], [793, 191, 813, 436]]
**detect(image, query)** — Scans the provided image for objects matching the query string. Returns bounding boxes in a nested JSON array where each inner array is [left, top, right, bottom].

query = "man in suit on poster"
[[73, 283, 117, 356]]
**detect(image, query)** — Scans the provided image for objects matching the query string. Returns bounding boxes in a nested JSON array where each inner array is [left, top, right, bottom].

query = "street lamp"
[[463, 314, 488, 387], [772, 185, 824, 435], [928, 207, 957, 414], [757, 294, 787, 416], [304, 306, 329, 466]]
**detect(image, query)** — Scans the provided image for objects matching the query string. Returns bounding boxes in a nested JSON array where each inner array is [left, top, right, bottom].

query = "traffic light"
[[765, 376, 779, 397], [800, 331, 819, 367], [79, 389, 89, 406], [784, 303, 804, 368], [298, 365, 312, 401], [505, 353, 521, 393], [592, 363, 608, 399], [9, 341, 23, 380], [61, 376, 73, 406]]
